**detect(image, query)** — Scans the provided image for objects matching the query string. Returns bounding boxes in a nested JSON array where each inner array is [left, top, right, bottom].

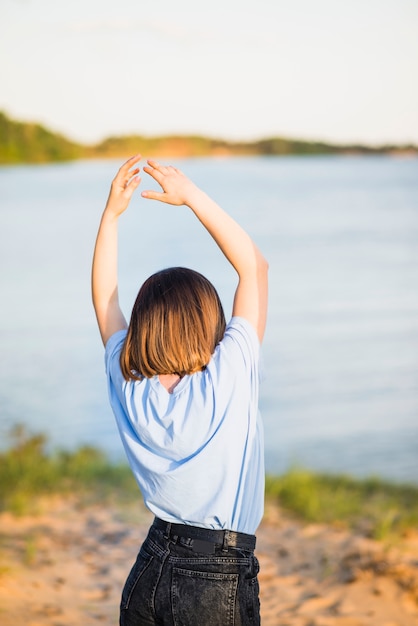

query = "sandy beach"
[[0, 497, 417, 626]]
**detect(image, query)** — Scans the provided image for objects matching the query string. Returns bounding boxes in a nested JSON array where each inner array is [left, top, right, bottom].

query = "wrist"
[[103, 203, 125, 221], [184, 186, 210, 209]]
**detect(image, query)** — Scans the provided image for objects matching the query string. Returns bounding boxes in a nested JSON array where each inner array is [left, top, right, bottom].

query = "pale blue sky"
[[1, 0, 417, 144]]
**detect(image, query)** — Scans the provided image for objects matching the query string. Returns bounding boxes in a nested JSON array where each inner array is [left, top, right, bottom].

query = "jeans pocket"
[[121, 548, 154, 610], [245, 574, 260, 625], [247, 555, 261, 624], [172, 567, 239, 626]]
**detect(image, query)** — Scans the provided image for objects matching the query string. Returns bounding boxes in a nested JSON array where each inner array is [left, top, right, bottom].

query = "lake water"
[[1, 156, 417, 484]]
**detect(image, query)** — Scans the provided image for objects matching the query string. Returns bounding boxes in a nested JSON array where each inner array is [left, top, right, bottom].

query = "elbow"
[[261, 255, 269, 272], [237, 244, 269, 280], [251, 254, 268, 294], [258, 259, 269, 290], [257, 251, 269, 275]]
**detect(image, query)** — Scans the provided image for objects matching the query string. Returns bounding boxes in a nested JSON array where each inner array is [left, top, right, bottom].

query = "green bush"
[[265, 467, 418, 539], [0, 425, 138, 514], [3, 426, 418, 540]]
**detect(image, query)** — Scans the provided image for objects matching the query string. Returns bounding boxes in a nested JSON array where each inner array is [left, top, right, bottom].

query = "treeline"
[[0, 111, 83, 163], [1, 110, 417, 165]]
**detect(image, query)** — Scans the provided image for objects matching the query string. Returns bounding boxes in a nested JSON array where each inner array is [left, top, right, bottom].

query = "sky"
[[1, 0, 418, 145]]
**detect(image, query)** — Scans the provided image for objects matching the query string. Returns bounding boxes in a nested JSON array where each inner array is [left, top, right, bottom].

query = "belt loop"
[[164, 522, 172, 540], [222, 530, 230, 552]]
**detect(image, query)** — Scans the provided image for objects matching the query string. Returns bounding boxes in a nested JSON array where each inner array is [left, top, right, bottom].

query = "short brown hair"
[[120, 267, 226, 381]]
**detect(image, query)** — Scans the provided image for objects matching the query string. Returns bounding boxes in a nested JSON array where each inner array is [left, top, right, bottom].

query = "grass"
[[2, 426, 418, 540], [265, 467, 418, 540], [0, 425, 138, 514]]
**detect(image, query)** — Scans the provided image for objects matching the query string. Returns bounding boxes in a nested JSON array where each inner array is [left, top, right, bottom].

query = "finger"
[[143, 165, 165, 185], [117, 154, 142, 176], [123, 154, 142, 168], [124, 175, 141, 196], [115, 167, 140, 191], [127, 173, 141, 185], [146, 159, 171, 176], [126, 167, 140, 180], [141, 189, 169, 202], [114, 157, 141, 187], [146, 158, 161, 169], [143, 165, 158, 175]]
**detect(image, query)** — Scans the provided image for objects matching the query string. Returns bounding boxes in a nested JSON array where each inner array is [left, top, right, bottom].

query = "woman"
[[92, 155, 268, 625]]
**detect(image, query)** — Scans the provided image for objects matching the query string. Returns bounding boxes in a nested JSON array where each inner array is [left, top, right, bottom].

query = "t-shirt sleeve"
[[104, 329, 129, 408], [209, 316, 262, 390], [105, 329, 127, 374], [222, 316, 260, 370]]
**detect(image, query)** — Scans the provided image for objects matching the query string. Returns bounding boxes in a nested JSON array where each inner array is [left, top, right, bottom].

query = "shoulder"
[[221, 316, 260, 359], [209, 316, 260, 380]]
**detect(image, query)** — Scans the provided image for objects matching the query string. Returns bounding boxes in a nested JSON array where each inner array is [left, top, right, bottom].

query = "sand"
[[0, 497, 417, 626]]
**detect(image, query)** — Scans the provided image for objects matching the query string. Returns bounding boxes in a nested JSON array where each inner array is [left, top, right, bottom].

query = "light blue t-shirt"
[[105, 316, 264, 535]]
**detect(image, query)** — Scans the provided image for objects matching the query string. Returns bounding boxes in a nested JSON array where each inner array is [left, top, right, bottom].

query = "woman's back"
[[106, 317, 264, 534]]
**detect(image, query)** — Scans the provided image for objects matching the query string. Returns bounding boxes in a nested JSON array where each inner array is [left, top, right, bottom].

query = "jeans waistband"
[[152, 517, 256, 552]]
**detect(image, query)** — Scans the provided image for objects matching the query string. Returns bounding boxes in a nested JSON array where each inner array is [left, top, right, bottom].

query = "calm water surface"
[[0, 156, 417, 483]]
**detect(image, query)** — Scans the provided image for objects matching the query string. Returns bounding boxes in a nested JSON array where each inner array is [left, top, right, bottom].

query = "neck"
[[158, 374, 182, 393]]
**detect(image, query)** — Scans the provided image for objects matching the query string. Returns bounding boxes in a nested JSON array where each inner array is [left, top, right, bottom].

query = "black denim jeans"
[[120, 518, 260, 625]]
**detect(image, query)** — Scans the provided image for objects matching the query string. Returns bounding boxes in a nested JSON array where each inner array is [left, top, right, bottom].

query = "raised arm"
[[92, 155, 142, 346], [142, 160, 269, 342]]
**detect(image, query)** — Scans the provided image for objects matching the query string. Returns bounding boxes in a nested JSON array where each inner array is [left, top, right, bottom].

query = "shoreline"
[[0, 496, 417, 626], [2, 151, 418, 168], [2, 111, 417, 166]]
